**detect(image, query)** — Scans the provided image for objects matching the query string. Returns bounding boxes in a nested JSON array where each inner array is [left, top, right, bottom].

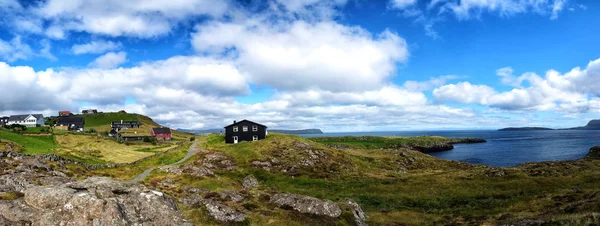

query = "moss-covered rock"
[[586, 146, 600, 159]]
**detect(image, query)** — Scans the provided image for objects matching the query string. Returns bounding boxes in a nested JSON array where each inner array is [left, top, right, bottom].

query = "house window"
[[243, 126, 248, 132], [252, 125, 258, 131], [233, 126, 238, 132], [252, 135, 258, 141]]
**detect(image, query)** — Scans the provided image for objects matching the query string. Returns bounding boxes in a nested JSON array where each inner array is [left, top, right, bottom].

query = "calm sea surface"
[[300, 130, 600, 167]]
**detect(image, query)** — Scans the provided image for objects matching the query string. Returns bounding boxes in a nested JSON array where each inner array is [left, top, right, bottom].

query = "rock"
[[344, 200, 368, 226], [270, 193, 342, 218], [204, 201, 246, 222], [586, 146, 600, 159], [24, 186, 77, 210], [0, 177, 189, 226], [219, 191, 245, 202], [159, 165, 183, 175], [182, 166, 215, 177], [242, 175, 259, 190], [180, 194, 205, 207]]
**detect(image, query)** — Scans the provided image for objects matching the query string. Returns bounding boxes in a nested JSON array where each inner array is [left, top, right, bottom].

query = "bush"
[[190, 137, 196, 141], [88, 128, 97, 133]]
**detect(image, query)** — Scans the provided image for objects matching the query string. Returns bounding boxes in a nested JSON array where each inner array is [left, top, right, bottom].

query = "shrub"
[[190, 137, 196, 141], [88, 128, 97, 133]]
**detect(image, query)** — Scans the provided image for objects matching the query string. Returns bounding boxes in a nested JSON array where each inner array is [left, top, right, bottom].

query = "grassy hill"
[[123, 133, 600, 225], [0, 112, 195, 164]]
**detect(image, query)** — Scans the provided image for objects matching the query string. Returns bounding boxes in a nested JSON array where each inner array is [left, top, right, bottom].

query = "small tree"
[[88, 128, 97, 133]]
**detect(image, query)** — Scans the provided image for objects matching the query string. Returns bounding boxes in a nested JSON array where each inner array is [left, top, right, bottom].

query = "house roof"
[[56, 117, 84, 125], [9, 114, 44, 121], [224, 119, 268, 128], [59, 111, 71, 113], [152, 127, 172, 134]]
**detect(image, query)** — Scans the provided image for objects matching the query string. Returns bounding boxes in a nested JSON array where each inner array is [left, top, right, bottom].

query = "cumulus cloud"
[[72, 40, 122, 55], [7, 0, 228, 38], [434, 58, 600, 112], [89, 51, 127, 69], [0, 36, 33, 62], [192, 18, 408, 92]]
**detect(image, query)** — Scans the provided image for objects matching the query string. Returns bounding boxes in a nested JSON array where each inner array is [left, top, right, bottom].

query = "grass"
[[134, 133, 600, 225], [84, 141, 193, 180], [309, 135, 481, 150], [0, 129, 58, 154], [83, 112, 138, 128], [54, 134, 178, 163]]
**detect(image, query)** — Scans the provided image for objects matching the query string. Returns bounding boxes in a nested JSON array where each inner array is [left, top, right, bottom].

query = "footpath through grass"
[[0, 130, 58, 154]]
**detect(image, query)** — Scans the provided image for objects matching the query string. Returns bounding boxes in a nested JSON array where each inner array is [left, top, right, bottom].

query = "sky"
[[0, 0, 599, 132]]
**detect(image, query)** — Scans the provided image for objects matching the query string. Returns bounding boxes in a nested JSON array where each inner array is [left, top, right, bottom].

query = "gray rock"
[[219, 191, 245, 202], [159, 165, 183, 175], [0, 177, 188, 226], [24, 186, 77, 210], [180, 194, 205, 207], [345, 200, 368, 226], [204, 201, 246, 222], [242, 175, 259, 190], [270, 193, 342, 218]]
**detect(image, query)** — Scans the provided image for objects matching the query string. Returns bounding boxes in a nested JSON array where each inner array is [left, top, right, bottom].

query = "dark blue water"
[[301, 130, 600, 167]]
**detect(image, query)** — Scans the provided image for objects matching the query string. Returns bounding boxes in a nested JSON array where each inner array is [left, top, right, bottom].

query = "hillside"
[[498, 127, 554, 131], [270, 129, 323, 134], [0, 112, 195, 164], [2, 132, 600, 225]]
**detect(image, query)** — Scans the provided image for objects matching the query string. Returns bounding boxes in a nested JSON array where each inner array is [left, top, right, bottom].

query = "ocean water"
[[300, 130, 600, 167]]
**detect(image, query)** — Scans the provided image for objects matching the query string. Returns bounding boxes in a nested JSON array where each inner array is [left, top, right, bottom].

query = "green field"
[[82, 112, 138, 127], [0, 130, 58, 154]]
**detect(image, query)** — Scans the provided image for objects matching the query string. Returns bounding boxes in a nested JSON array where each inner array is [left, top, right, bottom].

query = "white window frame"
[[233, 126, 238, 132], [252, 135, 258, 141], [252, 125, 258, 131], [243, 126, 248, 132]]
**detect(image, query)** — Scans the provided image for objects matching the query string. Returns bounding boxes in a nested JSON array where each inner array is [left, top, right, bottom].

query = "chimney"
[[233, 120, 237, 124]]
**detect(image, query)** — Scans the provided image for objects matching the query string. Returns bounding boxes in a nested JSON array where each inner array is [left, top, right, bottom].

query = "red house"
[[58, 111, 71, 116], [151, 127, 172, 140]]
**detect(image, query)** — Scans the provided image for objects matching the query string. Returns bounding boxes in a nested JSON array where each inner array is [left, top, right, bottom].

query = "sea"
[[300, 130, 600, 167]]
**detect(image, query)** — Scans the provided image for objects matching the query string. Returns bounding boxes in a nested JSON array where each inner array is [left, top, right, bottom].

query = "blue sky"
[[0, 0, 599, 131]]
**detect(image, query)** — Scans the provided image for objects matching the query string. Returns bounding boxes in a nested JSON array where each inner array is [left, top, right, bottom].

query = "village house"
[[224, 120, 268, 144], [81, 109, 98, 114], [58, 111, 71, 116], [7, 114, 45, 127], [151, 127, 172, 140], [111, 120, 141, 130], [0, 116, 8, 126], [55, 117, 85, 132]]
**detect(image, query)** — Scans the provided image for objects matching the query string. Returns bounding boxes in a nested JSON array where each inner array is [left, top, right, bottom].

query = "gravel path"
[[127, 139, 199, 184]]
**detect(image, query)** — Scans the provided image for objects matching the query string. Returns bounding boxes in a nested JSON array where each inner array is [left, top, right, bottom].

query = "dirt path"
[[127, 139, 199, 184]]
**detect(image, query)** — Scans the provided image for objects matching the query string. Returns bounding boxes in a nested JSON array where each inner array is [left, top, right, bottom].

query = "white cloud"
[[434, 58, 600, 112], [551, 0, 566, 19], [439, 0, 568, 20], [0, 36, 33, 62], [192, 18, 408, 92], [403, 75, 458, 91], [390, 0, 418, 9], [72, 40, 122, 55], [89, 51, 127, 69], [32, 0, 229, 38]]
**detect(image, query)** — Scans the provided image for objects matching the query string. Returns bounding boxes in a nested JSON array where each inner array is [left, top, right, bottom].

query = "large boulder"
[[270, 193, 342, 218], [344, 200, 368, 226], [0, 177, 191, 226]]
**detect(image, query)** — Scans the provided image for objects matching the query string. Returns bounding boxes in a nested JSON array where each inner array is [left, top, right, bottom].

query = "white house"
[[7, 114, 45, 127]]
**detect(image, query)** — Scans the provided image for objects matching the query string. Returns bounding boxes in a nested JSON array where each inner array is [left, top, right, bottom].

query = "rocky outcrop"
[[242, 175, 259, 190], [586, 146, 600, 159], [204, 201, 246, 222], [344, 200, 368, 226], [178, 151, 237, 177], [0, 177, 191, 226], [269, 193, 342, 218]]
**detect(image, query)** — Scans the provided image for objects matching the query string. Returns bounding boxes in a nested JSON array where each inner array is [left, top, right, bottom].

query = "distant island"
[[498, 127, 554, 131], [499, 119, 600, 131], [178, 128, 323, 135]]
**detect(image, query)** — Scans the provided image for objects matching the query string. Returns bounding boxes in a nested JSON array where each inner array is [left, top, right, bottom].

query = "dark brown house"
[[224, 120, 268, 144]]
